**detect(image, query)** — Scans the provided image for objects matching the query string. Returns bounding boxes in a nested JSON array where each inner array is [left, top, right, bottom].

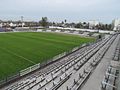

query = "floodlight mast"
[[21, 16, 24, 27]]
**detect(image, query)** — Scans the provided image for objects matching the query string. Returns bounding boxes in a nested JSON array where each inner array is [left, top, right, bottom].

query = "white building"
[[0, 23, 2, 27], [0, 20, 3, 27], [9, 22, 17, 27], [112, 19, 120, 31], [22, 22, 25, 27], [88, 20, 99, 29]]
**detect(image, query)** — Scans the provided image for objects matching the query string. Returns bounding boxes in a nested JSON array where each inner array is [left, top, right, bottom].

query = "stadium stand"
[[0, 28, 12, 32], [0, 28, 4, 32]]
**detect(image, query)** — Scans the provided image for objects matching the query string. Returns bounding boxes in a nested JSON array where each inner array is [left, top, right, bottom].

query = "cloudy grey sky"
[[0, 0, 119, 23]]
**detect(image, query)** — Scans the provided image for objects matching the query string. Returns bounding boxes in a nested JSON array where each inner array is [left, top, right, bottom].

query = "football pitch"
[[0, 32, 95, 79]]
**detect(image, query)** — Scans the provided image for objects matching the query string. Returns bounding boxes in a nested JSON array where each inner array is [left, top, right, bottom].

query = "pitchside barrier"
[[20, 63, 40, 76], [0, 40, 98, 87]]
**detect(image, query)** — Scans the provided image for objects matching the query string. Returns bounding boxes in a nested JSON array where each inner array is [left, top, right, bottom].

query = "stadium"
[[0, 26, 120, 90], [0, 0, 120, 89], [0, 31, 94, 80]]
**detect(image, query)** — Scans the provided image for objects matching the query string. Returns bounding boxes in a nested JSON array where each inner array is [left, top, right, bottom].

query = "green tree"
[[75, 22, 83, 28], [64, 19, 67, 23], [40, 17, 48, 28]]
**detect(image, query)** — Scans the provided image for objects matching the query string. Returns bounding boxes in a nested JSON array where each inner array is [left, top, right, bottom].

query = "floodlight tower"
[[21, 16, 24, 27]]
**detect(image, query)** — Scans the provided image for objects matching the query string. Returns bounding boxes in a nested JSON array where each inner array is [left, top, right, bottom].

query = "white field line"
[[0, 47, 36, 64]]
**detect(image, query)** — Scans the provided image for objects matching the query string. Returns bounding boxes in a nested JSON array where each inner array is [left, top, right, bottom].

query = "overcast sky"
[[0, 0, 119, 23]]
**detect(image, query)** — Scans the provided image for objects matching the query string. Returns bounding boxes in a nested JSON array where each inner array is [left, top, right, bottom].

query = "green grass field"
[[0, 32, 95, 79]]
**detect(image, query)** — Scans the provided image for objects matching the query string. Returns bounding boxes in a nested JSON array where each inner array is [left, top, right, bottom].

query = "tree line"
[[39, 17, 113, 30]]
